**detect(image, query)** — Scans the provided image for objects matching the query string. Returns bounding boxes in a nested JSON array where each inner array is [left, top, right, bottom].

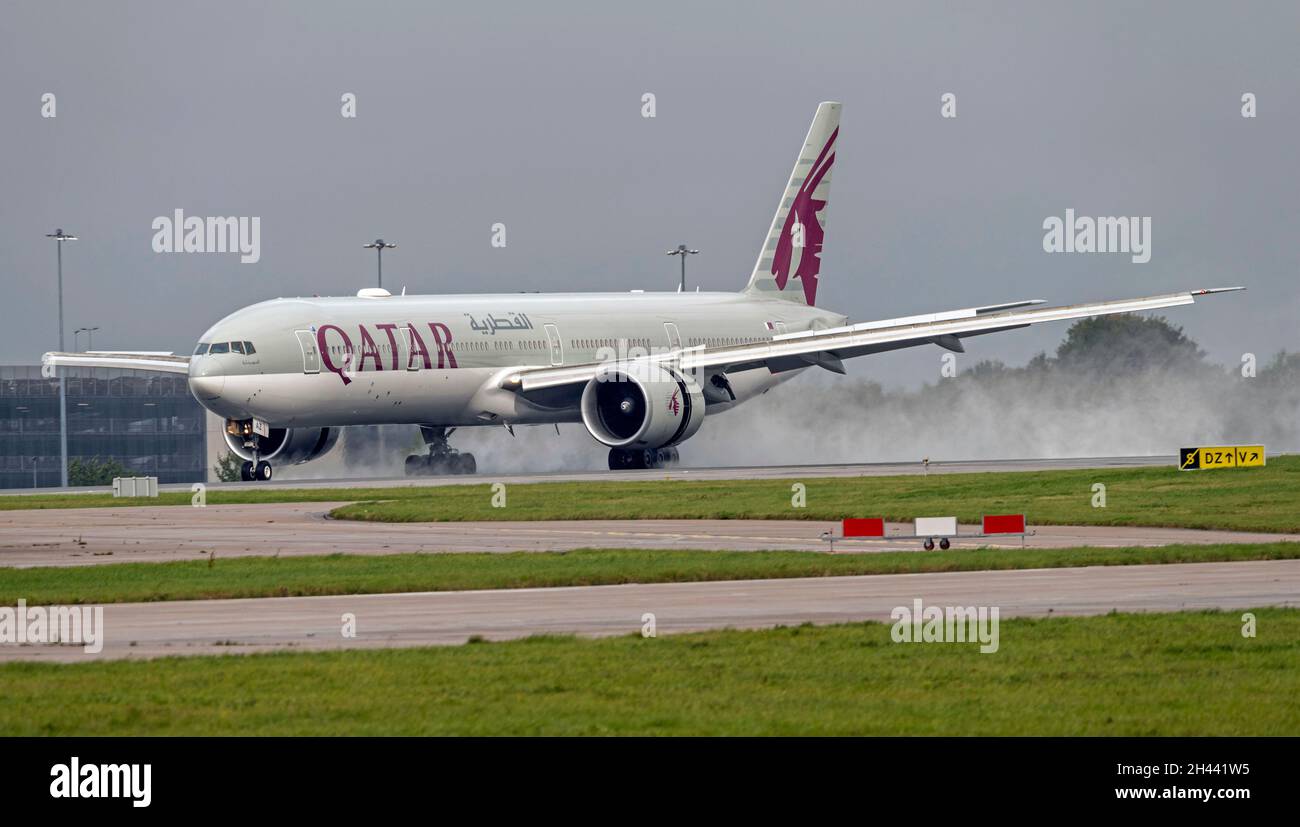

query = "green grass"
[[2, 542, 1296, 606], [4, 455, 1297, 533], [2, 609, 1295, 735]]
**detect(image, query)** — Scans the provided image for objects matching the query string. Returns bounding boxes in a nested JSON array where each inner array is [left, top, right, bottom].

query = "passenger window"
[[231, 341, 245, 354], [209, 342, 230, 354], [193, 343, 209, 356], [244, 341, 256, 354]]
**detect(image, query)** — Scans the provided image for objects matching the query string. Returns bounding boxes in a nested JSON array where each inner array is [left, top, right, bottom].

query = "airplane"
[[44, 102, 1243, 481]]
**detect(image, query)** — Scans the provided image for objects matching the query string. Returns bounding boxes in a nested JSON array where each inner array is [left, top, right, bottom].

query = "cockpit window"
[[193, 343, 209, 356], [209, 342, 230, 354], [243, 341, 256, 355], [231, 341, 245, 354]]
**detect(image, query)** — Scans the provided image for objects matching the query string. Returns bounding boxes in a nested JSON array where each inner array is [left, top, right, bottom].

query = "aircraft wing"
[[503, 287, 1244, 392], [42, 351, 192, 375]]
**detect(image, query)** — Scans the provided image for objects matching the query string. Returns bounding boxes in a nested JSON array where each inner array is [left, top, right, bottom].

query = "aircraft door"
[[402, 326, 422, 371], [664, 322, 682, 350], [295, 330, 320, 373], [544, 324, 563, 366]]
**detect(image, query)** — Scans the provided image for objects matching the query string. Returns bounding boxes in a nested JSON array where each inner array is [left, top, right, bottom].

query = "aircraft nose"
[[188, 362, 225, 401], [189, 375, 224, 400]]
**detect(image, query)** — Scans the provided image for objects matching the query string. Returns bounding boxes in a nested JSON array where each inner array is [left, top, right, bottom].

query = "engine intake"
[[222, 426, 340, 465], [580, 364, 705, 449]]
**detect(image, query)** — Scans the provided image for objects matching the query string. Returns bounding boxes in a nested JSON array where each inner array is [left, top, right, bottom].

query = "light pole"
[[31, 457, 38, 490], [46, 229, 76, 351], [666, 244, 699, 292], [363, 239, 397, 289], [75, 326, 100, 351], [46, 228, 77, 488]]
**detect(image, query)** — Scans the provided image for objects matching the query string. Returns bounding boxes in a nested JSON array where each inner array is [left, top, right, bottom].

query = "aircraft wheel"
[[404, 455, 426, 476], [938, 538, 950, 550], [425, 458, 449, 476], [256, 461, 273, 481], [923, 538, 935, 551], [456, 453, 477, 475], [240, 461, 254, 482]]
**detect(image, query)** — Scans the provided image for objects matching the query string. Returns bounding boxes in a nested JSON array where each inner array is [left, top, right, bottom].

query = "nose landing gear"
[[404, 426, 478, 476], [227, 416, 275, 481], [228, 418, 275, 482], [240, 460, 273, 481]]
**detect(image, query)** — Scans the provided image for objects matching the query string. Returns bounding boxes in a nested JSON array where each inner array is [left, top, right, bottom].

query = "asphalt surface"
[[0, 454, 1179, 497], [4, 559, 1296, 662], [1, 503, 1296, 567]]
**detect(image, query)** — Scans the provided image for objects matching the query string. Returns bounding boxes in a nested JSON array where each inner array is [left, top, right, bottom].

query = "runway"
[[0, 454, 1180, 497], [1, 502, 1295, 567], [3, 559, 1296, 662]]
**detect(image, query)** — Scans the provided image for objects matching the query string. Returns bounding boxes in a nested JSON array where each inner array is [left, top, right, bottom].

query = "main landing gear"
[[608, 446, 679, 470], [239, 460, 273, 482], [405, 426, 477, 476]]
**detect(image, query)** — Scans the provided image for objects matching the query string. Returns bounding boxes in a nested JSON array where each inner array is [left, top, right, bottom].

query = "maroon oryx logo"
[[771, 126, 836, 306], [667, 388, 681, 416]]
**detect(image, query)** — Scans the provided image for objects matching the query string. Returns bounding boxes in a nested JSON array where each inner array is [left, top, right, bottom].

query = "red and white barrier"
[[822, 514, 1032, 551]]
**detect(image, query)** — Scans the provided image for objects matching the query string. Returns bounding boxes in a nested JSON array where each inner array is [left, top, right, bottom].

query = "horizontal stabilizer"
[[42, 351, 191, 375]]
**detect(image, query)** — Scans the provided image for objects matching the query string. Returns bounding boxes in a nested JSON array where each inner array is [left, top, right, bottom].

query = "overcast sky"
[[2, 0, 1296, 389]]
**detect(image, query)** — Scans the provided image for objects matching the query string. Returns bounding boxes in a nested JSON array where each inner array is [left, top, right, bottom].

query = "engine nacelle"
[[580, 364, 705, 449], [222, 426, 340, 465]]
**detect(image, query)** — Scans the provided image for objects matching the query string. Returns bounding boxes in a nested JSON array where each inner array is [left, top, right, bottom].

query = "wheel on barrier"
[[923, 538, 935, 551], [938, 538, 950, 550]]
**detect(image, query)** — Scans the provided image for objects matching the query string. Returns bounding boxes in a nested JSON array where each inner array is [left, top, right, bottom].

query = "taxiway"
[[3, 559, 1295, 661], [1, 503, 1295, 567]]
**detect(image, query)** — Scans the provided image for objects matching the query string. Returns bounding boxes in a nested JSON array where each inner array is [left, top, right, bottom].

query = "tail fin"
[[743, 101, 840, 306]]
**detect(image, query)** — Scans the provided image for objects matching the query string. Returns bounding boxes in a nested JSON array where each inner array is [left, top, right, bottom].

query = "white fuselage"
[[188, 291, 846, 429]]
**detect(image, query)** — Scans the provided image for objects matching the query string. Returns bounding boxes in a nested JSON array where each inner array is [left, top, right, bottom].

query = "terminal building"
[[0, 364, 221, 489]]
